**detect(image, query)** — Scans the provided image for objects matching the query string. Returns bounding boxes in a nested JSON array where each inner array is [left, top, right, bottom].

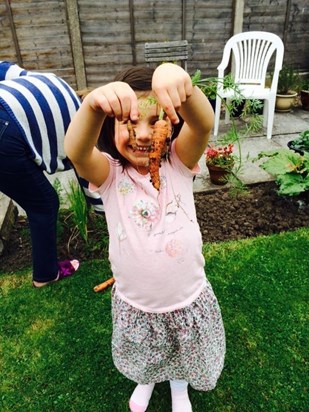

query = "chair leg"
[[214, 96, 222, 138], [266, 98, 276, 139], [263, 100, 268, 128]]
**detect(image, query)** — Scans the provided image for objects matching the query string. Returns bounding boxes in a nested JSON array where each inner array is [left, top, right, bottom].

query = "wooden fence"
[[0, 0, 308, 90]]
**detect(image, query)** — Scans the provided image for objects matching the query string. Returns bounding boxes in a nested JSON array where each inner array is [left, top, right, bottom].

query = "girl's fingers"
[[152, 63, 193, 123], [163, 91, 181, 124], [94, 95, 113, 117], [111, 82, 139, 121], [90, 82, 138, 121]]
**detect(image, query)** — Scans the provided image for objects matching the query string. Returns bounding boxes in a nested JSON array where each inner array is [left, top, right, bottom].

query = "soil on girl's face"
[[1, 181, 308, 273]]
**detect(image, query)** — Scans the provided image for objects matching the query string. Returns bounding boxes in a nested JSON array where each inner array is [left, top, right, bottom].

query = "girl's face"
[[115, 94, 160, 174]]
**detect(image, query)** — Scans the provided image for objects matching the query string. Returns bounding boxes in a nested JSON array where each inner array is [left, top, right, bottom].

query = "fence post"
[[231, 0, 245, 75], [4, 0, 22, 67], [65, 0, 87, 89]]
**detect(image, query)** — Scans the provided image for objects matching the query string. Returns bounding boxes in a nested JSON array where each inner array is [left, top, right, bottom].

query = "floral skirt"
[[111, 280, 226, 391]]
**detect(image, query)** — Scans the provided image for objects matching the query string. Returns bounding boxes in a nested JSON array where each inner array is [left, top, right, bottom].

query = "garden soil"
[[1, 181, 309, 273]]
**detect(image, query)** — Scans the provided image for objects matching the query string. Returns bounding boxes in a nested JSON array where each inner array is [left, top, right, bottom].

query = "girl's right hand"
[[85, 81, 139, 123]]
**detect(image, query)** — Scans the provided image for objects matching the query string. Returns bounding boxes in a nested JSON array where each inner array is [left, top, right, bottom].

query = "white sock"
[[170, 380, 192, 412], [129, 383, 155, 412]]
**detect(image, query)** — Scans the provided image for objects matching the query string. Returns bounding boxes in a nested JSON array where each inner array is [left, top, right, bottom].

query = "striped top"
[[0, 61, 104, 213], [0, 61, 81, 173]]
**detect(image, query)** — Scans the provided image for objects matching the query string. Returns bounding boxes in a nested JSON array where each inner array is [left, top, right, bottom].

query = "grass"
[[0, 228, 308, 411]]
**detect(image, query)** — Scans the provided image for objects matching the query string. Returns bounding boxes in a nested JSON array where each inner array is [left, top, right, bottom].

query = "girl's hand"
[[85, 81, 139, 122], [152, 63, 193, 124]]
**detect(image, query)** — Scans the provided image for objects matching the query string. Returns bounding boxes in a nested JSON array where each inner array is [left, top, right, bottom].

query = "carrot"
[[93, 277, 115, 292], [149, 114, 171, 190], [128, 108, 171, 190], [127, 120, 137, 151]]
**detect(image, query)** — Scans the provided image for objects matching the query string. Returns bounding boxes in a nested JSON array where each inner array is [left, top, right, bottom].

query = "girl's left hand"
[[151, 63, 193, 124]]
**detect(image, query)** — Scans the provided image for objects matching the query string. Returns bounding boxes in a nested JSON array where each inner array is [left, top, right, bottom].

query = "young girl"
[[65, 63, 225, 412]]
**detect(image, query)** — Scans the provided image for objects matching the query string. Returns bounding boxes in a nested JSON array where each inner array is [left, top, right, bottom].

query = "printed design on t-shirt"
[[165, 199, 178, 223], [117, 177, 135, 195], [129, 199, 160, 231], [116, 222, 127, 241], [165, 193, 193, 224], [165, 238, 185, 259], [159, 174, 167, 189]]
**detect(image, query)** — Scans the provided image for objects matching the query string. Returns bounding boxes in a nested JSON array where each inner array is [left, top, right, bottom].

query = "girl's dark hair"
[[97, 66, 184, 166]]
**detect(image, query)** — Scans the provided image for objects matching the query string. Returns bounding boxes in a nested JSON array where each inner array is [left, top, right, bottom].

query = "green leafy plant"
[[239, 99, 263, 134], [288, 130, 309, 154], [276, 66, 300, 94], [300, 78, 309, 91], [191, 70, 243, 102], [255, 148, 309, 196], [52, 177, 65, 207], [192, 70, 261, 194], [66, 180, 90, 243]]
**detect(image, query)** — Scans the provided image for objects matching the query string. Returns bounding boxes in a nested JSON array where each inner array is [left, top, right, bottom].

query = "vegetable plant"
[[287, 130, 309, 154], [255, 148, 309, 196]]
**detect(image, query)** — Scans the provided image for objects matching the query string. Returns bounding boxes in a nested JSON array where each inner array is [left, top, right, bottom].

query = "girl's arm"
[[64, 82, 138, 187], [152, 63, 214, 169]]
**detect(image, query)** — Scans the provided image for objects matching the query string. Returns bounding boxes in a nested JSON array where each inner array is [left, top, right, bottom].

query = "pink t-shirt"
[[93, 142, 207, 313]]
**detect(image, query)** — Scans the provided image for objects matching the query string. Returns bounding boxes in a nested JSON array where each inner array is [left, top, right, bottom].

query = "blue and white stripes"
[[0, 61, 104, 214], [0, 62, 80, 173]]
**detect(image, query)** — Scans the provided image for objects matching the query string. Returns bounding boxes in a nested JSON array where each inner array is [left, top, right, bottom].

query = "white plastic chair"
[[214, 31, 284, 139]]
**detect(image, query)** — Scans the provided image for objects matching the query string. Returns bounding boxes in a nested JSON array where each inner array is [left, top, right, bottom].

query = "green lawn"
[[1, 228, 308, 411]]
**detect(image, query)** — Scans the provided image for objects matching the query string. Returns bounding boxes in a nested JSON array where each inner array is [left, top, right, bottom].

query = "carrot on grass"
[[93, 277, 115, 292]]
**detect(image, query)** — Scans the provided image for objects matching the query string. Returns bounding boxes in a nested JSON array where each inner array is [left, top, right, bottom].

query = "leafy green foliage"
[[240, 100, 263, 134], [256, 148, 309, 196], [66, 180, 90, 242], [300, 77, 309, 91], [192, 70, 263, 195], [276, 66, 300, 94], [1, 229, 308, 411], [52, 177, 66, 207], [288, 130, 309, 153], [191, 69, 242, 102]]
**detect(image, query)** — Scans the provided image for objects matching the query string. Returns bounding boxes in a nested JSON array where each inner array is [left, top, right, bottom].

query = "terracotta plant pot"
[[275, 91, 298, 112], [206, 163, 232, 185]]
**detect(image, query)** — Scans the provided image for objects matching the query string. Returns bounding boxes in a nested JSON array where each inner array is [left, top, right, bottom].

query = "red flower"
[[204, 144, 235, 167]]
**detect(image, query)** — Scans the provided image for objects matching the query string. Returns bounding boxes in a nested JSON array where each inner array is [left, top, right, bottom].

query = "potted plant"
[[300, 78, 309, 111], [191, 70, 242, 114], [191, 70, 259, 193], [204, 144, 235, 185], [275, 66, 300, 113], [287, 130, 309, 155]]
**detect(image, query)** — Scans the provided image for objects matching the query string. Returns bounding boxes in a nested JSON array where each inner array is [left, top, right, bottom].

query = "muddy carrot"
[[93, 277, 115, 292], [149, 111, 170, 190], [127, 120, 137, 151]]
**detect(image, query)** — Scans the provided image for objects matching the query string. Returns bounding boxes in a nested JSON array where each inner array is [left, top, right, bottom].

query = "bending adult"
[[0, 61, 103, 287]]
